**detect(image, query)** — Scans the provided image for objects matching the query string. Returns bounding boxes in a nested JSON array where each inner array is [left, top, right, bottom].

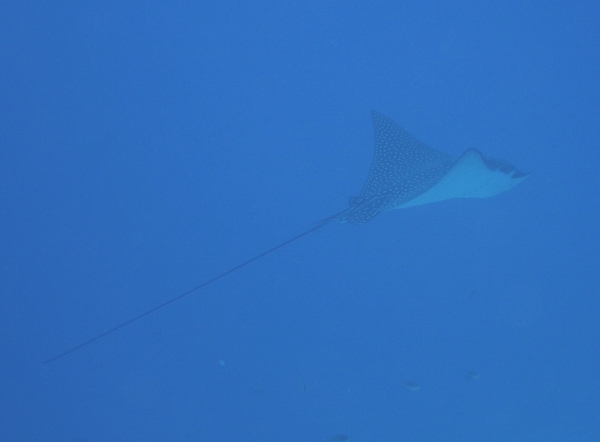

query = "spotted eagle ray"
[[45, 111, 528, 363]]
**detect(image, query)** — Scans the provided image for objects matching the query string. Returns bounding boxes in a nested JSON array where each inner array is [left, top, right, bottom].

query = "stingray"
[[44, 111, 528, 363]]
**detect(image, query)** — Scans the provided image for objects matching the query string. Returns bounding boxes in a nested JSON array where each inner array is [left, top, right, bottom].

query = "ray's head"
[[481, 155, 530, 191]]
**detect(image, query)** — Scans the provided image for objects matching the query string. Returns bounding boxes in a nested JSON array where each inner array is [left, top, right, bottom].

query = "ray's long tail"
[[43, 209, 348, 364]]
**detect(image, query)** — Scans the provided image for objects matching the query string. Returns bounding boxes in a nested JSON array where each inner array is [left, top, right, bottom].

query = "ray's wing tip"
[[370, 109, 385, 119], [370, 110, 394, 130]]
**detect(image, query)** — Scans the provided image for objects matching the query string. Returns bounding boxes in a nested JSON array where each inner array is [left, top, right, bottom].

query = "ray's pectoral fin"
[[398, 148, 529, 209]]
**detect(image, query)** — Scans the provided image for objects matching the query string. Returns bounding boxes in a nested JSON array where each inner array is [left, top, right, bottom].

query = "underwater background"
[[1, 1, 599, 441]]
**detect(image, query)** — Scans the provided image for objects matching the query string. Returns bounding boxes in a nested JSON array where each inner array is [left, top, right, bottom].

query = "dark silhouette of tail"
[[43, 211, 347, 364]]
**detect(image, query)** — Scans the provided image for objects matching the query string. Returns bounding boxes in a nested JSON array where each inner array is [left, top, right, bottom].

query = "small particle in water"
[[405, 380, 420, 391], [467, 371, 480, 380], [218, 359, 225, 366], [328, 434, 350, 441]]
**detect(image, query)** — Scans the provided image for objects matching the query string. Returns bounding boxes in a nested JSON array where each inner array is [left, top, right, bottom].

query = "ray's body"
[[44, 111, 528, 363]]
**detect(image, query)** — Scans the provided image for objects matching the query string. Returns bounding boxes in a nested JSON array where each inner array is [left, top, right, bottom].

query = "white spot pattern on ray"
[[360, 111, 454, 198]]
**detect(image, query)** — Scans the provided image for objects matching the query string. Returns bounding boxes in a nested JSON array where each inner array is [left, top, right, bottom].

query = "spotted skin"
[[340, 111, 456, 224], [339, 111, 527, 224]]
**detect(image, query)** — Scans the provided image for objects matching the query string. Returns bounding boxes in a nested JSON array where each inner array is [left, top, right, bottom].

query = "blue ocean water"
[[1, 1, 599, 440]]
